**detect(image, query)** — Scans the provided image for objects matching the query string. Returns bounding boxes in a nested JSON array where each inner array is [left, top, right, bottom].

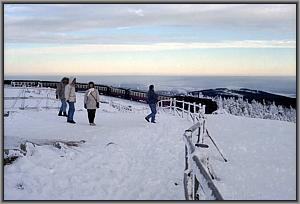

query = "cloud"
[[4, 40, 296, 58], [4, 4, 296, 44], [128, 8, 144, 16], [116, 26, 131, 30]]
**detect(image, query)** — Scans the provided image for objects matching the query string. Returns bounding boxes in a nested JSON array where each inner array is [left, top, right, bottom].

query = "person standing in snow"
[[65, 77, 77, 124], [84, 82, 100, 126], [56, 77, 69, 117], [145, 85, 158, 123]]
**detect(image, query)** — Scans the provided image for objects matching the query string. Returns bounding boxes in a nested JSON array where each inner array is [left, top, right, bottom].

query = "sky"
[[4, 4, 297, 76]]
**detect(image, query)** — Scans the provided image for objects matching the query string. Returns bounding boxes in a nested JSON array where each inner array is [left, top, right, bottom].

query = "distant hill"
[[189, 88, 296, 109]]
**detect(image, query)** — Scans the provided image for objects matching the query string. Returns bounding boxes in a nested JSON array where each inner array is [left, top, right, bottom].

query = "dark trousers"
[[67, 101, 75, 121], [87, 109, 96, 123], [146, 103, 157, 122], [59, 99, 67, 112]]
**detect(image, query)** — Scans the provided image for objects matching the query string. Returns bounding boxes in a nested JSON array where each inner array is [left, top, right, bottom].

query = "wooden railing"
[[158, 98, 223, 200], [183, 122, 223, 200], [4, 86, 59, 110], [157, 98, 205, 123]]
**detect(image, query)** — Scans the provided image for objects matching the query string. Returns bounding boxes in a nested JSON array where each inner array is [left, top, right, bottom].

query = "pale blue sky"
[[4, 4, 296, 76]]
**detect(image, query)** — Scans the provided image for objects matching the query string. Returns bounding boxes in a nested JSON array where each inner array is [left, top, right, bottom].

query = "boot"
[[67, 120, 76, 124], [58, 111, 63, 116], [63, 112, 68, 117]]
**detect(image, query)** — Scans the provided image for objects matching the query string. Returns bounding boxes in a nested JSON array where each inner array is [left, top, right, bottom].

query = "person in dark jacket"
[[84, 82, 100, 126], [145, 85, 158, 123], [56, 77, 69, 117]]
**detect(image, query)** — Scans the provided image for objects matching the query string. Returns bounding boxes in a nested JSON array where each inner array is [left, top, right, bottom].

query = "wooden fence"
[[4, 86, 59, 110], [157, 98, 206, 123], [183, 122, 223, 200], [157, 98, 223, 200]]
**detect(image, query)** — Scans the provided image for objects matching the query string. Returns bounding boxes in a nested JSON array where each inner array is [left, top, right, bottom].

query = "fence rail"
[[4, 96, 57, 101], [157, 98, 223, 200], [183, 122, 223, 200], [157, 98, 205, 123], [4, 86, 59, 110]]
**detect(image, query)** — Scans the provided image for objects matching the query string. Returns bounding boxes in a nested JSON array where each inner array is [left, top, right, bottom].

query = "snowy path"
[[4, 97, 191, 200]]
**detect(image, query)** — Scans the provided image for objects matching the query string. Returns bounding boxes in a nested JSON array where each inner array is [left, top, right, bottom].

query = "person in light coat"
[[84, 81, 100, 126], [65, 77, 76, 124], [56, 77, 69, 117]]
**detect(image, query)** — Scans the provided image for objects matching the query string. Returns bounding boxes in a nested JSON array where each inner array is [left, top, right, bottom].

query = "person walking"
[[84, 82, 100, 126], [145, 85, 158, 123], [56, 77, 69, 117], [65, 77, 77, 124]]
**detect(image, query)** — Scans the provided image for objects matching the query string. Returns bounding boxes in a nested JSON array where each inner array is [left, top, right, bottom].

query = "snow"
[[4, 88, 191, 200], [4, 87, 59, 111], [201, 114, 296, 200], [212, 108, 229, 115], [4, 87, 296, 200]]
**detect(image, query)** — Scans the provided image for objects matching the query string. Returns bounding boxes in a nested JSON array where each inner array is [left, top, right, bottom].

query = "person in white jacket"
[[84, 81, 100, 126], [65, 77, 76, 124]]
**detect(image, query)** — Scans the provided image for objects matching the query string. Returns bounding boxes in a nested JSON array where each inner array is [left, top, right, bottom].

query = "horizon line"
[[4, 73, 296, 77]]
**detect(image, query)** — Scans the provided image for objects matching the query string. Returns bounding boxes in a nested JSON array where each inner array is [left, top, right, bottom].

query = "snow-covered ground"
[[4, 87, 296, 200], [4, 87, 191, 200], [203, 114, 296, 200]]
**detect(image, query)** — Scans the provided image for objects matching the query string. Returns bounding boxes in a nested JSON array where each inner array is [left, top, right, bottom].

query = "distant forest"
[[215, 96, 296, 123]]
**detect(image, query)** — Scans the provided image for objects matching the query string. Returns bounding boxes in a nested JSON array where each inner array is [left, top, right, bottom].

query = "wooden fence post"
[[202, 120, 206, 143], [174, 98, 177, 115], [169, 99, 172, 114], [20, 87, 25, 110], [198, 103, 201, 113], [188, 103, 191, 121], [197, 126, 201, 143], [182, 100, 185, 118], [192, 172, 196, 200], [194, 176, 200, 200]]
